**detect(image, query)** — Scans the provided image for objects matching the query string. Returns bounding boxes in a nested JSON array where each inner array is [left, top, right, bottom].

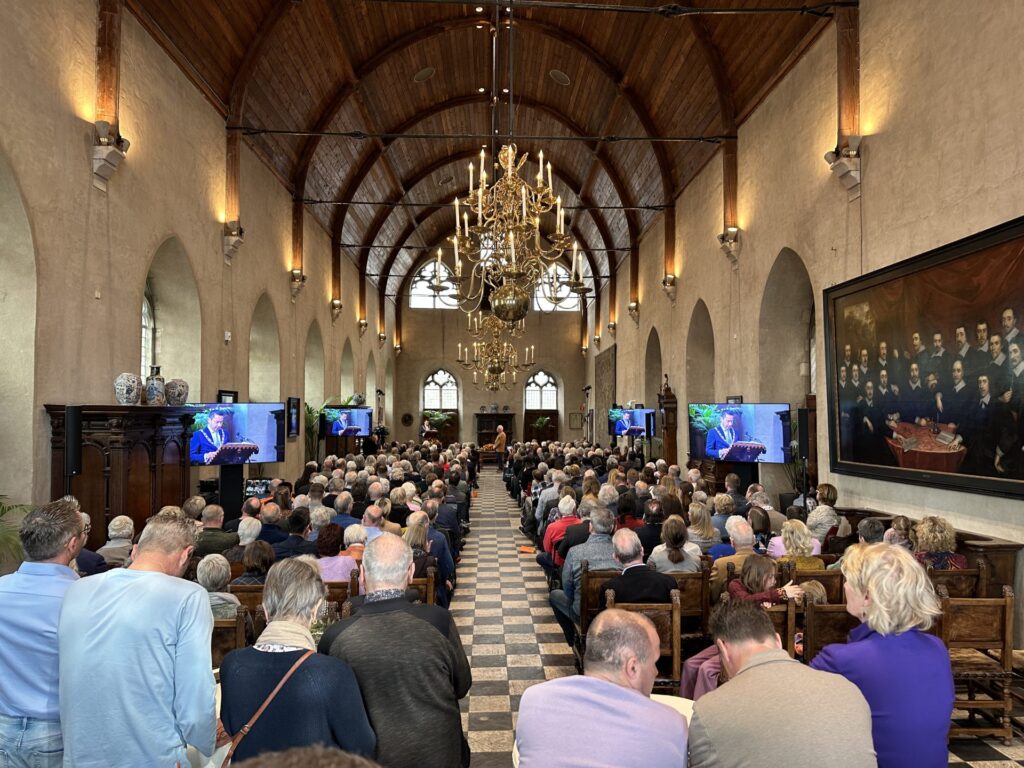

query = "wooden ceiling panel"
[[330, 0, 467, 69], [305, 101, 370, 200]]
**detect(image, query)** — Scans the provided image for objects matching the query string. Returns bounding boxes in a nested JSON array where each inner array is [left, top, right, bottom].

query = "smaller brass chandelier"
[[456, 314, 535, 392]]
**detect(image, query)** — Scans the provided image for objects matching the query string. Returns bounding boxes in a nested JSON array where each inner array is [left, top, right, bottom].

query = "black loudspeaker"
[[797, 407, 810, 461], [65, 405, 83, 477]]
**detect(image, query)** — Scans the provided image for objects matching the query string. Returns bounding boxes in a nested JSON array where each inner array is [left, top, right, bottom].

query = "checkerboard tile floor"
[[456, 473, 1024, 766]]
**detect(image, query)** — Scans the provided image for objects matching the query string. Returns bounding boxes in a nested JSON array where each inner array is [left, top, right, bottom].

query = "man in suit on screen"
[[706, 412, 738, 460], [190, 409, 229, 465]]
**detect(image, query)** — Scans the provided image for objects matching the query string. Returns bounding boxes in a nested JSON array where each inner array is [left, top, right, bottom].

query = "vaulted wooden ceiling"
[[127, 0, 830, 302]]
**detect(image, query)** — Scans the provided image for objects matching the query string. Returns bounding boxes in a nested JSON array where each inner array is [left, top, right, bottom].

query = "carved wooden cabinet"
[[475, 413, 515, 447], [46, 405, 193, 550]]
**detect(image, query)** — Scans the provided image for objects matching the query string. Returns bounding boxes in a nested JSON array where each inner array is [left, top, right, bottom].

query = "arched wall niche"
[[385, 359, 395, 428], [304, 320, 325, 406], [686, 299, 717, 405], [340, 338, 355, 397], [248, 293, 281, 402], [143, 236, 202, 392], [758, 248, 815, 405], [0, 147, 36, 502], [644, 327, 663, 411]]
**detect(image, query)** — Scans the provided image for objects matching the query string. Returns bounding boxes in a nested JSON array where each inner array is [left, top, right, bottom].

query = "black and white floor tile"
[[455, 472, 1023, 767]]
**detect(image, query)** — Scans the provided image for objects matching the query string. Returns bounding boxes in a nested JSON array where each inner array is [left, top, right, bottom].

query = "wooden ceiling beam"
[[835, 7, 860, 149]]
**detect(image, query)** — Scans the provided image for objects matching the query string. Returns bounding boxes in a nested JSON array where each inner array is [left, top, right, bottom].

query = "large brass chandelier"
[[456, 313, 535, 391], [447, 144, 589, 324]]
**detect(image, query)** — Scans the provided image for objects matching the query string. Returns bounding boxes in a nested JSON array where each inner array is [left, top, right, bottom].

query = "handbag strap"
[[223, 649, 314, 765]]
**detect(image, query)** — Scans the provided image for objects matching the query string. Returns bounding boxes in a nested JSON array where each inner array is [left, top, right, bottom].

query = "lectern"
[[207, 441, 260, 465], [722, 441, 767, 462]]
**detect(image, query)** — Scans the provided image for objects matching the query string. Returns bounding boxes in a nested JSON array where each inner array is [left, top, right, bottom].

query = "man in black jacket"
[[271, 508, 318, 559], [599, 529, 677, 608]]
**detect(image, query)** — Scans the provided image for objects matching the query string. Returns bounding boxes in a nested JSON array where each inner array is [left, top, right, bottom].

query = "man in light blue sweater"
[[59, 515, 216, 767]]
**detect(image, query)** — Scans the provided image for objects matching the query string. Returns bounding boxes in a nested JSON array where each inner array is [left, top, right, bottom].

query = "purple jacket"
[[811, 622, 952, 768]]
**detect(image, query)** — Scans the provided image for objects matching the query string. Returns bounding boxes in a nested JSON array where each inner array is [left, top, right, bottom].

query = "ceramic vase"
[[145, 366, 166, 406], [165, 378, 189, 406], [113, 372, 142, 405]]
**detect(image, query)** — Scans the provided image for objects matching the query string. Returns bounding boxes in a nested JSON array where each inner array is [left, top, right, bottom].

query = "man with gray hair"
[[710, 519, 757, 600], [257, 501, 288, 544], [224, 516, 262, 562], [307, 506, 332, 542], [330, 491, 360, 531], [319, 534, 471, 768], [751, 490, 784, 534], [97, 515, 134, 566], [827, 518, 886, 571], [195, 503, 239, 557], [515, 609, 687, 767], [0, 500, 85, 766], [599, 529, 677, 607], [549, 506, 618, 647], [361, 505, 385, 542], [182, 494, 207, 520], [59, 515, 216, 767]]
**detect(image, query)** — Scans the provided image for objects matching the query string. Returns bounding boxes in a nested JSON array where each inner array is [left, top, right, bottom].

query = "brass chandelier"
[[456, 313, 535, 391]]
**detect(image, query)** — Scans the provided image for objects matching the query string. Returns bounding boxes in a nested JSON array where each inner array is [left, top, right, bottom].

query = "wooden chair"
[[606, 588, 682, 694], [211, 605, 247, 668], [789, 569, 845, 604], [663, 561, 712, 639], [767, 599, 797, 657], [938, 584, 1014, 745], [325, 568, 361, 605], [573, 561, 622, 668], [229, 583, 267, 636], [408, 565, 437, 605], [929, 557, 988, 598], [817, 553, 839, 567], [802, 602, 861, 663], [229, 560, 245, 580]]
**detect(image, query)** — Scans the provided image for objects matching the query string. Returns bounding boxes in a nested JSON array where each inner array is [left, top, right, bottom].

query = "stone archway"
[[644, 327, 663, 410], [686, 300, 716, 404], [759, 248, 814, 404], [144, 236, 202, 391], [248, 294, 281, 402], [304, 320, 325, 406], [340, 338, 354, 397]]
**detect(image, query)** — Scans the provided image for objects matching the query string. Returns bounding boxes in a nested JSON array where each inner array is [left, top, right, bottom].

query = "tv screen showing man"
[[190, 408, 231, 465], [609, 408, 652, 436], [326, 407, 372, 437], [188, 404, 285, 466], [687, 403, 791, 464]]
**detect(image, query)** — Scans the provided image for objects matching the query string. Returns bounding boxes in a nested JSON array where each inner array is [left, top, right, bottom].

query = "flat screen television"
[[187, 403, 285, 466], [324, 406, 373, 438], [687, 403, 792, 464], [608, 407, 656, 437]]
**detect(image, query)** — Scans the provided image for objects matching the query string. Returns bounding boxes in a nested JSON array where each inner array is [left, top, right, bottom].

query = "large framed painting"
[[824, 216, 1024, 498]]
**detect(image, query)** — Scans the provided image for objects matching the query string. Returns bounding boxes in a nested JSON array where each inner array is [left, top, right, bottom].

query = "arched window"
[[524, 370, 558, 410], [534, 263, 580, 312], [409, 261, 458, 309], [423, 369, 458, 410], [141, 290, 155, 376]]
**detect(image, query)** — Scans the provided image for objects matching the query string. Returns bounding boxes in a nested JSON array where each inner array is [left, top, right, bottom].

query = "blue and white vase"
[[165, 378, 189, 406], [145, 366, 166, 406], [113, 372, 142, 405]]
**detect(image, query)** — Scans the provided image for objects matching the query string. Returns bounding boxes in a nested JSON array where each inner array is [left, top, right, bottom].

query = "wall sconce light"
[[717, 226, 741, 269], [824, 134, 862, 200], [661, 274, 677, 301], [580, 345, 588, 357], [330, 298, 343, 323], [607, 320, 617, 334], [91, 120, 130, 192], [357, 319, 369, 336], [593, 334, 601, 347], [223, 220, 244, 265], [394, 343, 402, 356], [627, 301, 640, 322], [377, 331, 387, 345], [289, 268, 306, 301]]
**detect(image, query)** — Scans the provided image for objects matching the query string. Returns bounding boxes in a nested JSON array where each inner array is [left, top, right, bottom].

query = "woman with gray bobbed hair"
[[97, 515, 135, 566], [197, 554, 241, 619], [224, 517, 262, 562], [219, 559, 375, 762]]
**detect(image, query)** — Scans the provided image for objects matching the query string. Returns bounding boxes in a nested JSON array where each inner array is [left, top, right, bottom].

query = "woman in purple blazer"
[[811, 543, 952, 768]]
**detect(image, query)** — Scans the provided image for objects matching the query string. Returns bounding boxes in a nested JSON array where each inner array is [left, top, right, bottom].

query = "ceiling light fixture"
[[548, 69, 571, 86], [478, 86, 486, 93]]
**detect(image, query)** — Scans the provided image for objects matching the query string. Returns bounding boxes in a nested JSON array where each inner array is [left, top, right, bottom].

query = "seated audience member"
[[360, 505, 386, 542], [647, 516, 702, 574], [96, 514, 134, 566], [635, 500, 666, 561], [257, 502, 288, 544], [316, 523, 359, 584], [403, 520, 439, 580], [774, 520, 825, 570], [224, 517, 262, 562], [330, 492, 361, 532], [70, 508, 108, 576], [197, 553, 242, 619], [687, 502, 719, 553], [556, 498, 603, 565], [687, 600, 877, 768], [883, 515, 913, 549], [416, 505, 456, 602], [708, 515, 743, 561], [195, 504, 240, 557], [766, 516, 822, 559], [0, 500, 85, 766], [220, 559, 375, 763], [515, 610, 688, 768], [615, 488, 644, 531], [59, 515, 216, 767], [806, 503, 840, 544], [340, 524, 368, 562], [319, 534, 471, 768], [709, 521, 758, 600], [388, 487, 412, 528], [225, 496, 263, 534], [550, 506, 618, 647], [307, 506, 331, 543], [912, 515, 967, 569], [750, 491, 785, 534], [538, 495, 580, 579], [812, 543, 951, 768], [375, 498, 402, 537], [710, 493, 736, 541], [273, 508, 319, 560], [182, 495, 207, 521], [829, 518, 885, 570], [683, 555, 803, 701], [231, 541, 275, 586], [599, 529, 678, 607]]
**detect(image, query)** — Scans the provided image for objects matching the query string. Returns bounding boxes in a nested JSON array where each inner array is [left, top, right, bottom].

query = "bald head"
[[612, 528, 644, 566], [361, 532, 414, 592], [584, 609, 660, 696]]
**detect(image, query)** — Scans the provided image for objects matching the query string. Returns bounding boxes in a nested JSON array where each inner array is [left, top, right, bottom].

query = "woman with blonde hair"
[[775, 519, 825, 570], [911, 515, 967, 569], [686, 502, 718, 553], [811, 543, 951, 768]]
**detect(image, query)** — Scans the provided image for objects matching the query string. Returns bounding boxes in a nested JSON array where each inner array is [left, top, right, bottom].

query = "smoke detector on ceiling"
[[548, 69, 571, 86]]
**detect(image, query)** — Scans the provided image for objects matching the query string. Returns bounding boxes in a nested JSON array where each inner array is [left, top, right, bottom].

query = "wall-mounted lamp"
[[580, 345, 588, 357], [824, 134, 862, 199], [607, 320, 617, 335], [289, 268, 306, 301], [330, 298, 343, 323], [377, 331, 387, 345], [91, 120, 130, 192], [627, 301, 640, 322], [593, 334, 601, 347], [717, 226, 741, 269], [223, 220, 244, 265], [661, 273, 677, 301], [357, 319, 369, 336], [394, 343, 402, 356]]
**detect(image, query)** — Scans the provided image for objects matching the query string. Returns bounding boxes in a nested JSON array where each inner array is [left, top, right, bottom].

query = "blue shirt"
[[59, 569, 217, 767], [811, 622, 953, 768], [364, 526, 383, 542], [0, 562, 78, 720]]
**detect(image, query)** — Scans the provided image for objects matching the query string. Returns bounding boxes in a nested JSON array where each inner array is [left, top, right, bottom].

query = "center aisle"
[[450, 470, 577, 767]]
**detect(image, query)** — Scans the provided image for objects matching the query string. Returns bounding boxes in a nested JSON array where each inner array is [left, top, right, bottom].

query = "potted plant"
[[0, 495, 28, 573], [532, 415, 552, 439], [304, 395, 342, 464], [687, 403, 723, 456], [422, 410, 453, 430]]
